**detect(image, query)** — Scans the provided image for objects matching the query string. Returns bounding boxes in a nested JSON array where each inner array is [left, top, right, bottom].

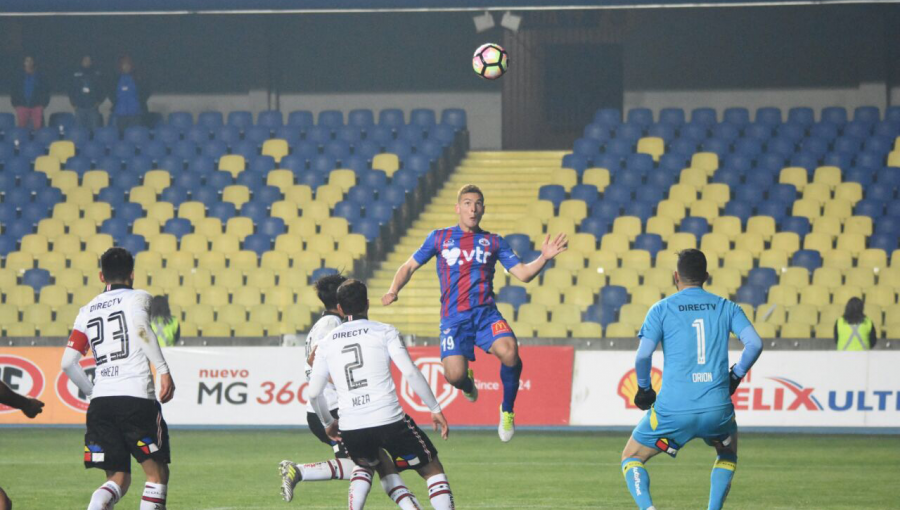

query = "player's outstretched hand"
[[541, 233, 568, 260], [381, 291, 398, 306], [158, 373, 175, 403], [431, 412, 449, 440], [22, 397, 45, 419], [729, 365, 742, 395], [634, 386, 656, 411], [325, 420, 341, 442]]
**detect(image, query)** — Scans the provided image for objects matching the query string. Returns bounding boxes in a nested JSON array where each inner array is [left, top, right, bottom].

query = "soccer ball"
[[472, 43, 509, 80]]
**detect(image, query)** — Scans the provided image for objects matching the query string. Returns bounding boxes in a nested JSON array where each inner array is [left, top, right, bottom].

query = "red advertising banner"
[[391, 346, 574, 426]]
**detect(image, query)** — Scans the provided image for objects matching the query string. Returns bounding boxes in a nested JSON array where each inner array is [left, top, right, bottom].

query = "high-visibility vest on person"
[[152, 317, 180, 347], [836, 317, 873, 351]]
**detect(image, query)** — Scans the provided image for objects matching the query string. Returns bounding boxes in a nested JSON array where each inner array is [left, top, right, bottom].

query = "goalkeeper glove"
[[633, 386, 656, 411], [729, 365, 742, 395]]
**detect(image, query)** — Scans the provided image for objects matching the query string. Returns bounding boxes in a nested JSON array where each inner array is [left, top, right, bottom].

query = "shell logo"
[[617, 367, 663, 409], [401, 357, 458, 412], [0, 355, 45, 413]]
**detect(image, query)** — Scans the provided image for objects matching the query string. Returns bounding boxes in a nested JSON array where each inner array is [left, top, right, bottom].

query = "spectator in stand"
[[68, 54, 105, 130], [11, 55, 50, 129], [110, 54, 150, 131], [834, 297, 876, 351], [150, 295, 181, 347]]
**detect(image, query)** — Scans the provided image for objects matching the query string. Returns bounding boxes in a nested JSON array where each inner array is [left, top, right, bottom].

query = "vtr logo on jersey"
[[617, 368, 662, 409], [56, 358, 97, 412], [400, 357, 458, 412], [0, 355, 45, 413], [440, 246, 492, 266]]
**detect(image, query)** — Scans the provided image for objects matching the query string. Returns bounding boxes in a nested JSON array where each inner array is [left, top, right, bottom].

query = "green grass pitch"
[[1, 428, 898, 509]]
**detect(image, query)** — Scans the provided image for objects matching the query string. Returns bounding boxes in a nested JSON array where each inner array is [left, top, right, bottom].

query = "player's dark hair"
[[314, 273, 348, 310], [100, 247, 134, 283], [457, 184, 484, 203], [676, 249, 708, 286], [336, 279, 368, 317], [843, 297, 865, 324], [150, 295, 173, 321]]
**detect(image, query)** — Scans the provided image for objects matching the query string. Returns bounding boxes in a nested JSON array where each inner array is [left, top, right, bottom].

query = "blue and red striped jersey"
[[412, 226, 521, 320]]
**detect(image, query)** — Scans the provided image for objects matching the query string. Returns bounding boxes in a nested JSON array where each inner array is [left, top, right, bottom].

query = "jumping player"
[[382, 184, 567, 441], [311, 279, 454, 510], [0, 381, 45, 510], [61, 247, 176, 510], [620, 249, 763, 510]]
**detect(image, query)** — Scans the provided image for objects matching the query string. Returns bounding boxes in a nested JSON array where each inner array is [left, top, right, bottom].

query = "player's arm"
[[0, 381, 44, 418], [61, 321, 95, 398], [307, 352, 335, 427], [729, 325, 763, 394], [133, 293, 175, 403], [633, 304, 664, 410], [507, 233, 568, 283], [384, 231, 438, 306], [386, 327, 449, 439]]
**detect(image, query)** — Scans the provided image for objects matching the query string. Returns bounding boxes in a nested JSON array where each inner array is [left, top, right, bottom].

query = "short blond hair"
[[457, 184, 484, 203]]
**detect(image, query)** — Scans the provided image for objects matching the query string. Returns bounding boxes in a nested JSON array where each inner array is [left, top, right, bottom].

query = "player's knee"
[[416, 458, 444, 479], [0, 488, 11, 510]]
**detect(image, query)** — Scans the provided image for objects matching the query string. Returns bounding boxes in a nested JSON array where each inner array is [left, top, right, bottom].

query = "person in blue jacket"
[[110, 55, 150, 131]]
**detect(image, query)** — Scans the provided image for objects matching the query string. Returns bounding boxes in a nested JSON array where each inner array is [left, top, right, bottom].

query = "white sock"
[[348, 467, 373, 510], [425, 474, 454, 510], [87, 481, 122, 510], [381, 474, 423, 510], [299, 459, 355, 481], [140, 482, 166, 510]]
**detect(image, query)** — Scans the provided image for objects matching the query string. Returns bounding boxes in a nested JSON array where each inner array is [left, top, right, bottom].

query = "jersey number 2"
[[693, 318, 706, 365], [87, 311, 131, 366], [342, 344, 369, 390]]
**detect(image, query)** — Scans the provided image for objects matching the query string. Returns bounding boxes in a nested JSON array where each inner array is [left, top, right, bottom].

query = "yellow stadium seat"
[[542, 268, 573, 289], [706, 268, 737, 293], [68, 252, 100, 272], [756, 302, 785, 325], [547, 217, 576, 238], [143, 170, 171, 193], [6, 285, 35, 306], [549, 304, 580, 326], [813, 267, 844, 290], [563, 286, 596, 310], [20, 234, 49, 255], [151, 269, 181, 290], [700, 184, 730, 208], [246, 268, 277, 289], [552, 250, 585, 271], [791, 199, 820, 220], [691, 152, 719, 173], [40, 323, 71, 337], [656, 200, 686, 222], [267, 169, 295, 192], [84, 202, 112, 224], [219, 155, 246, 177], [232, 287, 262, 307], [228, 251, 259, 270], [51, 203, 79, 223], [536, 323, 568, 338], [722, 250, 753, 276], [812, 216, 841, 240], [569, 233, 597, 253], [249, 304, 280, 328], [50, 171, 78, 193], [858, 249, 887, 271], [72, 286, 102, 306], [292, 251, 322, 275], [631, 286, 662, 307], [198, 287, 229, 308], [272, 233, 303, 255], [531, 287, 562, 307], [571, 322, 603, 338], [705, 284, 729, 299], [131, 218, 158, 239], [608, 268, 640, 288], [679, 168, 708, 188], [582, 168, 610, 192], [146, 202, 174, 224], [55, 268, 85, 289], [637, 137, 665, 161], [49, 140, 76, 162], [557, 200, 587, 223], [0, 304, 18, 324], [588, 251, 618, 273], [222, 185, 251, 208], [836, 233, 865, 257], [517, 303, 548, 324], [833, 286, 863, 305], [35, 155, 62, 175], [700, 233, 729, 261], [262, 139, 290, 163], [301, 201, 331, 223], [779, 167, 807, 191], [80, 170, 110, 194], [37, 252, 67, 273], [798, 285, 830, 307], [642, 267, 671, 289], [372, 153, 400, 177], [325, 251, 355, 273], [781, 267, 809, 287], [179, 234, 209, 255], [802, 183, 832, 205], [803, 232, 833, 253], [225, 218, 254, 241], [844, 216, 873, 237], [823, 199, 852, 220], [68, 218, 97, 239], [5, 252, 34, 272], [270, 200, 299, 221], [532, 201, 556, 224], [282, 303, 314, 329], [509, 322, 534, 338], [834, 182, 863, 205], [845, 267, 875, 288], [182, 268, 212, 289], [285, 185, 313, 205], [307, 234, 335, 254], [320, 218, 348, 239], [758, 249, 788, 271], [742, 217, 773, 244], [329, 169, 356, 193], [733, 232, 763, 257], [654, 250, 679, 270], [599, 233, 630, 256], [133, 270, 150, 288], [813, 166, 842, 189], [39, 285, 69, 308], [770, 232, 800, 255], [710, 216, 741, 241], [0, 269, 16, 289], [185, 304, 216, 326], [6, 323, 36, 337], [84, 234, 113, 256], [753, 322, 777, 338], [147, 233, 177, 255], [621, 250, 652, 271], [128, 186, 157, 207], [36, 218, 65, 240], [263, 287, 295, 309], [550, 168, 577, 191], [644, 216, 674, 241], [819, 304, 844, 325], [201, 323, 232, 337], [612, 216, 642, 242], [866, 286, 896, 308], [575, 268, 605, 291], [667, 184, 698, 205], [781, 323, 811, 338], [606, 322, 638, 337], [813, 322, 834, 339], [178, 201, 207, 223], [768, 284, 799, 307], [65, 187, 95, 207], [667, 233, 697, 252]]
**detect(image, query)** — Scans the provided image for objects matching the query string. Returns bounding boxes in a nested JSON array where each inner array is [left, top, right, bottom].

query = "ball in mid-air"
[[473, 43, 509, 80]]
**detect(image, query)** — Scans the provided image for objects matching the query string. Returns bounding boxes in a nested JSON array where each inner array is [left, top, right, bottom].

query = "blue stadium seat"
[[288, 110, 314, 129], [168, 111, 193, 130], [127, 156, 154, 175], [142, 140, 168, 161], [627, 108, 653, 128], [405, 154, 431, 175], [768, 183, 797, 203], [21, 172, 48, 192], [347, 109, 375, 128], [875, 217, 900, 238], [678, 123, 707, 143], [756, 202, 788, 225], [49, 112, 76, 131], [189, 156, 215, 175], [324, 140, 351, 160], [594, 108, 621, 127], [583, 123, 611, 142], [431, 124, 456, 146], [153, 125, 181, 146], [397, 125, 425, 144], [336, 126, 362, 144], [659, 108, 685, 127], [600, 286, 629, 309], [791, 250, 823, 273], [843, 121, 871, 141], [821, 107, 847, 126], [766, 137, 796, 159], [23, 268, 51, 292], [668, 138, 698, 159], [186, 126, 212, 145], [367, 202, 394, 225], [20, 142, 46, 161], [250, 156, 276, 174], [734, 139, 763, 159], [810, 123, 839, 141], [690, 108, 717, 127], [197, 111, 223, 130], [278, 155, 305, 174], [319, 110, 344, 128], [887, 202, 900, 217], [602, 184, 633, 206], [160, 187, 189, 207], [380, 185, 407, 209], [822, 152, 853, 170], [747, 268, 778, 290], [497, 286, 528, 311], [756, 107, 782, 127], [505, 234, 532, 257], [647, 124, 675, 143], [100, 218, 129, 240], [617, 169, 643, 189], [746, 170, 775, 189], [606, 138, 634, 159], [172, 141, 198, 160], [163, 218, 193, 239], [258, 217, 286, 238], [378, 109, 405, 129], [258, 110, 283, 129], [293, 141, 319, 160], [863, 136, 892, 155], [591, 201, 621, 222], [845, 168, 874, 187], [254, 185, 282, 206], [867, 185, 895, 202], [615, 123, 643, 144], [723, 108, 750, 127], [623, 202, 654, 223], [723, 202, 752, 224], [800, 137, 828, 158], [227, 111, 253, 130], [646, 172, 674, 192], [440, 108, 466, 130], [6, 219, 33, 239], [352, 217, 381, 241], [365, 126, 392, 148], [870, 234, 898, 252], [244, 126, 271, 146], [875, 119, 900, 138], [391, 169, 418, 192], [680, 217, 709, 241], [65, 156, 91, 175], [36, 188, 62, 209], [239, 202, 268, 224], [701, 138, 729, 157], [854, 199, 884, 219], [573, 138, 600, 159], [191, 187, 220, 207], [583, 304, 616, 327], [347, 186, 376, 208], [634, 233, 663, 257], [203, 140, 228, 160], [0, 113, 15, 132], [309, 155, 336, 174], [0, 173, 16, 191], [735, 285, 766, 307], [243, 233, 272, 256], [0, 141, 15, 160], [877, 172, 900, 193], [206, 171, 232, 191], [208, 202, 236, 222], [410, 109, 436, 128], [114, 203, 144, 225], [306, 126, 332, 145], [625, 154, 653, 175], [0, 235, 16, 257], [580, 217, 610, 239], [118, 233, 144, 254], [360, 170, 387, 190], [123, 126, 150, 145], [712, 169, 742, 188], [334, 201, 362, 222], [275, 126, 302, 145], [781, 216, 811, 238], [0, 205, 17, 224], [297, 171, 325, 190], [787, 107, 814, 127], [775, 123, 805, 143], [561, 154, 588, 174], [857, 151, 884, 171], [96, 157, 124, 173], [657, 154, 686, 174]]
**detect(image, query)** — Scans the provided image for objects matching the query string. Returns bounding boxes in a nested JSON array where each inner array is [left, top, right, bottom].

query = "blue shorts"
[[631, 405, 737, 457], [439, 305, 516, 361]]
